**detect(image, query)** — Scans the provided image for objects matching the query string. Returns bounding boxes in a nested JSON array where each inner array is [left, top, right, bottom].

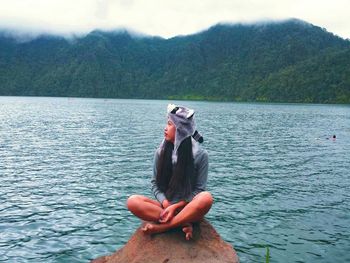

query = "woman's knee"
[[126, 195, 142, 211], [202, 191, 214, 207], [195, 191, 213, 210]]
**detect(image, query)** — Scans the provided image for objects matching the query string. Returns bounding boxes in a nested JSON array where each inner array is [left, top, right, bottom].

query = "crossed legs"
[[126, 191, 213, 239]]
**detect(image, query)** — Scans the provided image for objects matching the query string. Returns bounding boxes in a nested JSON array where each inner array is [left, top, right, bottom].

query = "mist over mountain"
[[1, 19, 349, 103]]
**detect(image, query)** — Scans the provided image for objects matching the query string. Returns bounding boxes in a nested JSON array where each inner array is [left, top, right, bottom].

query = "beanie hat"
[[166, 104, 203, 163]]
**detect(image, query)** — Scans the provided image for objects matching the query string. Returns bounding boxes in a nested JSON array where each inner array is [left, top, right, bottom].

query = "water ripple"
[[1, 97, 350, 263]]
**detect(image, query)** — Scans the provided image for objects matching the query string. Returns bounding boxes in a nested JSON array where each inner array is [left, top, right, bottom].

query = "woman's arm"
[[151, 150, 167, 204], [151, 179, 166, 204], [189, 150, 208, 200]]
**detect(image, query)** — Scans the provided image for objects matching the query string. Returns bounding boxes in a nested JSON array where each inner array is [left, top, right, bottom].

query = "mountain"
[[0, 19, 349, 103]]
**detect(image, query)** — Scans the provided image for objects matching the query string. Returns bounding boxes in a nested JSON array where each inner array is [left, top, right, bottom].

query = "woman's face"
[[164, 119, 176, 143]]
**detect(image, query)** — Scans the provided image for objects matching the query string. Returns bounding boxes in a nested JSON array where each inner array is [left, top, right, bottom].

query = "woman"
[[127, 104, 213, 240]]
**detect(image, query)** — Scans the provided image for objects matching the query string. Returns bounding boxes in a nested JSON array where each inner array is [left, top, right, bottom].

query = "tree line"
[[0, 18, 349, 103]]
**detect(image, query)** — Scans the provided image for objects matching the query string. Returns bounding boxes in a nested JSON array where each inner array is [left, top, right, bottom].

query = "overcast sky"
[[0, 0, 349, 39]]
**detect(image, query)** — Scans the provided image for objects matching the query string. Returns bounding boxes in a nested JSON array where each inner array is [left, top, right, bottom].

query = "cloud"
[[0, 0, 349, 39], [95, 0, 110, 20]]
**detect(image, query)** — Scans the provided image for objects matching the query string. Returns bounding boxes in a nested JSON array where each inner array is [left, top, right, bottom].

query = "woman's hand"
[[159, 204, 177, 223], [159, 200, 188, 223], [162, 199, 171, 209]]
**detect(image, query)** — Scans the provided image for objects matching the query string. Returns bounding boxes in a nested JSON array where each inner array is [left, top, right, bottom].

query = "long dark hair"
[[156, 137, 195, 201]]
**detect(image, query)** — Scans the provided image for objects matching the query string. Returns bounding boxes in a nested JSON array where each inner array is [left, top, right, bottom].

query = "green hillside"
[[0, 19, 349, 103]]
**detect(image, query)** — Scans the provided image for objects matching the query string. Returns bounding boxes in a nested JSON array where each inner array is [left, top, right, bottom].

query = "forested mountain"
[[0, 19, 349, 103]]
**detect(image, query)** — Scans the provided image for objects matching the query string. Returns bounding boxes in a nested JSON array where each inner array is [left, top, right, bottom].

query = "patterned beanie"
[[166, 104, 203, 162]]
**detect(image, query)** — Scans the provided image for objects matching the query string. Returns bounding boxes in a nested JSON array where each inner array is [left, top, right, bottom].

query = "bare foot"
[[141, 223, 154, 234], [142, 222, 193, 239], [182, 223, 193, 240], [142, 222, 168, 235]]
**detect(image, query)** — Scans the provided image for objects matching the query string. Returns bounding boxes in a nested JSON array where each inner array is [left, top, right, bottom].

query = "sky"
[[0, 0, 349, 39]]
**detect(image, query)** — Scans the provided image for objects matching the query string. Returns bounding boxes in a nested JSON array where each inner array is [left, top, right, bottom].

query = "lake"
[[1, 96, 349, 263]]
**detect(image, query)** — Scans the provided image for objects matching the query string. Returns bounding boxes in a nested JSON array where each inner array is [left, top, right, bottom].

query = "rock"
[[91, 219, 239, 263]]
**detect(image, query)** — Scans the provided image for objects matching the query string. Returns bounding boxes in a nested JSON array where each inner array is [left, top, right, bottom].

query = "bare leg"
[[142, 191, 213, 235], [126, 195, 163, 222]]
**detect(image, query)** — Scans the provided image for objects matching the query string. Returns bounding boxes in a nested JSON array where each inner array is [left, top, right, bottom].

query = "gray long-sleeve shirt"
[[151, 140, 208, 204]]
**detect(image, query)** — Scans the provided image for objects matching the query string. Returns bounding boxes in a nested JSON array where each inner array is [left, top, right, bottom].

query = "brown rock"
[[91, 219, 239, 263]]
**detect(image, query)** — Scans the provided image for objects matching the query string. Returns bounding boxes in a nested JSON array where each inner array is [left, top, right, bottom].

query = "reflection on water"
[[1, 97, 349, 263]]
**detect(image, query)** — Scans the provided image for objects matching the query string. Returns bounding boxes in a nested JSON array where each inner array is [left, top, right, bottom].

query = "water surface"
[[1, 97, 349, 262]]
